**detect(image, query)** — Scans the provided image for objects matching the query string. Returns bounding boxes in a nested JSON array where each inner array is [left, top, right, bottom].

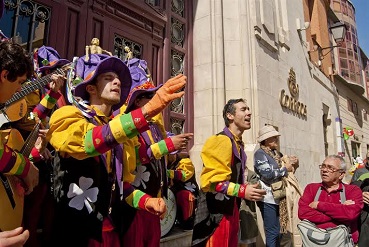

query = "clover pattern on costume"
[[67, 176, 99, 214], [214, 192, 229, 201], [184, 182, 197, 192], [132, 165, 150, 189]]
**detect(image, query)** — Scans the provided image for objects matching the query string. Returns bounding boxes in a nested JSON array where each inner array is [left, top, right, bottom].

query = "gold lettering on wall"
[[279, 68, 307, 117]]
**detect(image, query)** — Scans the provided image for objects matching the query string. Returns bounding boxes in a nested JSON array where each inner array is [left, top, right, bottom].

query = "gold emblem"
[[288, 68, 299, 98]]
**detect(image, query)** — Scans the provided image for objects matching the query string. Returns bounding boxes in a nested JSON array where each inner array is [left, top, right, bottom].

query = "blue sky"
[[351, 0, 369, 56]]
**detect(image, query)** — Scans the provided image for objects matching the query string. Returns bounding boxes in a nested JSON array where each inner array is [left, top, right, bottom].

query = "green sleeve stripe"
[[14, 155, 25, 175], [120, 114, 139, 139], [232, 183, 240, 197], [157, 140, 169, 155], [132, 190, 146, 208], [45, 94, 57, 104], [84, 130, 100, 156]]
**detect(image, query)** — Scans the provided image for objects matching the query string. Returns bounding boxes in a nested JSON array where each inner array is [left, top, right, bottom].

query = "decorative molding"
[[67, 0, 85, 7], [92, 1, 165, 40]]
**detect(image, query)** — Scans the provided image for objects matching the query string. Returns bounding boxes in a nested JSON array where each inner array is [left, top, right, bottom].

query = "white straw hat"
[[257, 125, 280, 143]]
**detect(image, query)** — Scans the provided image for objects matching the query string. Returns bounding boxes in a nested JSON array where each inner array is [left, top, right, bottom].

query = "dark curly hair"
[[0, 40, 33, 82]]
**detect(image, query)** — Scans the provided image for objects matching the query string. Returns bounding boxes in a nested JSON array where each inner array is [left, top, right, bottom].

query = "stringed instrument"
[[0, 113, 41, 231], [0, 63, 71, 128]]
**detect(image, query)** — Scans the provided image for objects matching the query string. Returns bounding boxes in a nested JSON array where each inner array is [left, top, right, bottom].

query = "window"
[[341, 69, 349, 79], [351, 141, 360, 160], [353, 101, 358, 115], [363, 109, 367, 121], [146, 0, 160, 7], [113, 35, 143, 60], [340, 59, 348, 69], [0, 0, 51, 52], [347, 98, 353, 112]]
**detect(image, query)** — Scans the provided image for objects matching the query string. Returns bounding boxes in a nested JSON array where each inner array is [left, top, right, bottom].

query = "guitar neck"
[[4, 68, 64, 106], [20, 122, 41, 157]]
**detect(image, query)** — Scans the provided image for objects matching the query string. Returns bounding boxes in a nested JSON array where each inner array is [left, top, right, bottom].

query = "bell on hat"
[[73, 54, 132, 110], [36, 46, 70, 73], [257, 125, 280, 143], [124, 58, 161, 113]]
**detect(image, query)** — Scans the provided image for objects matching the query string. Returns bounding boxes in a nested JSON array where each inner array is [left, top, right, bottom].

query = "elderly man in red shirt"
[[298, 154, 363, 244]]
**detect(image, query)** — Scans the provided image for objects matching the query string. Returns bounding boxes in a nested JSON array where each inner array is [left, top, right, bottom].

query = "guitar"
[[0, 113, 41, 231], [0, 63, 71, 127]]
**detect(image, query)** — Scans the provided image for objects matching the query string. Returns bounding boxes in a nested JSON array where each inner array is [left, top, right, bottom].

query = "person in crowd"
[[0, 40, 40, 194], [298, 155, 363, 245], [351, 151, 369, 246], [47, 54, 186, 246], [11, 45, 67, 247], [0, 39, 38, 245], [351, 151, 369, 182], [283, 157, 303, 247], [192, 98, 266, 247], [253, 125, 299, 247], [167, 151, 199, 231], [238, 169, 259, 247], [115, 58, 192, 247], [349, 155, 365, 175]]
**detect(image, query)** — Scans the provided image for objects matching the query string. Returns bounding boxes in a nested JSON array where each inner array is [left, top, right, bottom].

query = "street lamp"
[[315, 21, 347, 60]]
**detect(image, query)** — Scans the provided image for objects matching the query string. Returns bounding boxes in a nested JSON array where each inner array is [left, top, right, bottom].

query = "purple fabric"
[[37, 46, 70, 72], [223, 127, 246, 184], [74, 54, 132, 110], [124, 58, 161, 113]]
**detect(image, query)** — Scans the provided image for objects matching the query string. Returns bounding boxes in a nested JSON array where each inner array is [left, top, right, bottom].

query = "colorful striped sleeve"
[[0, 144, 31, 178], [33, 90, 61, 119], [84, 108, 149, 156], [29, 147, 42, 163], [167, 170, 186, 181], [147, 137, 175, 160], [172, 157, 195, 182], [123, 181, 152, 210], [211, 181, 247, 198]]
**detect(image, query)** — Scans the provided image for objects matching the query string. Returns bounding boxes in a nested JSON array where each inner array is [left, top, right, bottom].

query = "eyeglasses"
[[319, 164, 344, 173]]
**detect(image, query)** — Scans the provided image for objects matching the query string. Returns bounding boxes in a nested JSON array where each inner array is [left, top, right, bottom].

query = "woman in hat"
[[254, 125, 298, 247], [47, 54, 186, 246], [114, 58, 193, 246]]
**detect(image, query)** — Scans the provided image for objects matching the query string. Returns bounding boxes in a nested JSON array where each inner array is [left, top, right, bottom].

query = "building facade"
[[2, 0, 369, 245], [331, 0, 369, 170]]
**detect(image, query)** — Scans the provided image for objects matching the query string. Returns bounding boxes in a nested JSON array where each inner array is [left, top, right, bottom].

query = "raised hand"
[[143, 74, 186, 119], [170, 133, 194, 151], [49, 74, 65, 93]]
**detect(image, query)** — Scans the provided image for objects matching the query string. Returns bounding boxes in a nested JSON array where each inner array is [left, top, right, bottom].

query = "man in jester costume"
[[46, 54, 187, 246]]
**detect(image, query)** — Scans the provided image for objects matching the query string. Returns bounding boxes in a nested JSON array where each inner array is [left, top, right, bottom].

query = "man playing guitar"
[[0, 39, 39, 246], [15, 45, 68, 247]]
